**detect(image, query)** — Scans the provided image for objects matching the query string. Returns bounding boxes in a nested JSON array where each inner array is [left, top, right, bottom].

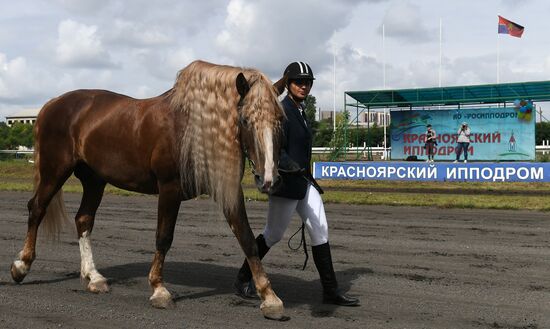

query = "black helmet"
[[284, 61, 315, 81]]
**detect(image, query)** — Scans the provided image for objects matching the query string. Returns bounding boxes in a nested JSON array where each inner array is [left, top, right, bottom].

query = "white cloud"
[[379, 0, 434, 43], [0, 54, 36, 101], [0, 53, 65, 115], [215, 0, 361, 77], [135, 46, 196, 81], [106, 19, 172, 47], [53, 0, 113, 15], [56, 19, 116, 68], [2, 0, 550, 121]]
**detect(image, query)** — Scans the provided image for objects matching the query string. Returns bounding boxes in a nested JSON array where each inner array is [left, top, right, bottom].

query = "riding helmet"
[[284, 61, 315, 81]]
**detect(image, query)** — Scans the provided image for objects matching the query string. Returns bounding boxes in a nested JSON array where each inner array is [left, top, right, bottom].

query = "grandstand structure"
[[345, 80, 550, 160]]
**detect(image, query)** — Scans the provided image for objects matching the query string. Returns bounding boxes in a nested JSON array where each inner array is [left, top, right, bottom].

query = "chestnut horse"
[[10, 60, 287, 320]]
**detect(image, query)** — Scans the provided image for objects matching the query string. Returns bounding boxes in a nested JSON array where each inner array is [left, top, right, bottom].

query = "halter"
[[237, 96, 257, 175]]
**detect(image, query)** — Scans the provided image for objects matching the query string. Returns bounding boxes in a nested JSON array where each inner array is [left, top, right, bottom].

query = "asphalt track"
[[0, 191, 548, 329]]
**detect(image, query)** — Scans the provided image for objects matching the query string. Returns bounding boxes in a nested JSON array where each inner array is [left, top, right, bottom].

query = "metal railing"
[[2, 143, 549, 158]]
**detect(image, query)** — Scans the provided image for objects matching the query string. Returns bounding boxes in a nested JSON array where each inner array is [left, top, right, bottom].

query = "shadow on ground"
[[99, 261, 371, 317]]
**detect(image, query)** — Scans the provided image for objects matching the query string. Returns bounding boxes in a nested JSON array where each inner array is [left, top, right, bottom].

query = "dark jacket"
[[273, 95, 312, 200]]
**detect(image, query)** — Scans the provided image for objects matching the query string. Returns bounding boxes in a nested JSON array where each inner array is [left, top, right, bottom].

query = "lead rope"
[[288, 223, 308, 270]]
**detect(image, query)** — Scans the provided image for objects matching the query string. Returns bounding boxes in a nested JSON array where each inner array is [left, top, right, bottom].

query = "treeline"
[[536, 122, 550, 144], [0, 122, 33, 149], [304, 95, 387, 147], [1, 116, 550, 151], [311, 120, 387, 147]]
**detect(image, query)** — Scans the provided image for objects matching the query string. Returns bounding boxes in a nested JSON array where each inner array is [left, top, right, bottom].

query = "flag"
[[498, 15, 524, 38]]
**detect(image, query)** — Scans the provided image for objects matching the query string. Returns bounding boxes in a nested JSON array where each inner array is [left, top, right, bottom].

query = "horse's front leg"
[[223, 187, 285, 320], [148, 182, 181, 309]]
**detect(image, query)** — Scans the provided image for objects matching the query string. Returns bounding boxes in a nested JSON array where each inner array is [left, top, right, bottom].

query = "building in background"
[[319, 110, 334, 121], [356, 111, 391, 127], [319, 109, 391, 127], [5, 109, 40, 126]]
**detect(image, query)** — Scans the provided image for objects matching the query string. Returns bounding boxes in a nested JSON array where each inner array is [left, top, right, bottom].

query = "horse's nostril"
[[254, 175, 263, 188]]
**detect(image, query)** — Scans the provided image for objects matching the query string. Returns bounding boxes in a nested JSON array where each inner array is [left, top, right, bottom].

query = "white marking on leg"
[[12, 259, 29, 276], [150, 286, 174, 308], [263, 127, 274, 184], [13, 251, 30, 274], [79, 231, 106, 284]]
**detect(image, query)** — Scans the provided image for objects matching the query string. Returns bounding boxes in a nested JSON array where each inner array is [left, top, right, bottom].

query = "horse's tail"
[[33, 113, 70, 240]]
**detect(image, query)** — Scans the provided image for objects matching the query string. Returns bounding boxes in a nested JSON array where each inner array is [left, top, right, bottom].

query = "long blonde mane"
[[170, 60, 282, 211]]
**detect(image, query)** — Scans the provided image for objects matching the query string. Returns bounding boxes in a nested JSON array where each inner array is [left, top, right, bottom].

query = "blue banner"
[[390, 108, 535, 161], [313, 162, 550, 182]]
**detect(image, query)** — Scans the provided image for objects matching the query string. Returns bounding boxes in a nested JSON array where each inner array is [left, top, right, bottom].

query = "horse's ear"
[[236, 72, 250, 98], [273, 74, 287, 96]]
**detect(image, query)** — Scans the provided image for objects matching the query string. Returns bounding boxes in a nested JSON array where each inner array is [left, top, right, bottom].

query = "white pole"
[[333, 50, 336, 131], [383, 108, 387, 159], [497, 33, 500, 83], [382, 24, 386, 88], [439, 18, 442, 87], [382, 24, 387, 160]]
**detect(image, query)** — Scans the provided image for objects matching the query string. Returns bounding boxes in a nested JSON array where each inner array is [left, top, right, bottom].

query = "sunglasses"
[[291, 79, 313, 87]]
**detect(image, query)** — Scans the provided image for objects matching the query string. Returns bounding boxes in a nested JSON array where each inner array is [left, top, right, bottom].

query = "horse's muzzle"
[[255, 174, 282, 194]]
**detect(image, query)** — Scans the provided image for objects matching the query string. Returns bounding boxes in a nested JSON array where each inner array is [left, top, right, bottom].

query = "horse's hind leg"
[[73, 164, 108, 293], [11, 163, 73, 283], [223, 188, 285, 320], [148, 181, 181, 308]]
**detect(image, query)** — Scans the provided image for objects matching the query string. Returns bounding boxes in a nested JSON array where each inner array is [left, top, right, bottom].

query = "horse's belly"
[[81, 150, 160, 194], [96, 164, 159, 194], [107, 178, 159, 194]]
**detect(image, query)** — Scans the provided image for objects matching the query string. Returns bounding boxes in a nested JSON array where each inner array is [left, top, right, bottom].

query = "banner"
[[313, 162, 550, 182], [390, 108, 535, 161]]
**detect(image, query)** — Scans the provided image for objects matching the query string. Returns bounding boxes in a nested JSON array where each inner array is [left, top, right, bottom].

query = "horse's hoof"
[[87, 279, 110, 293], [260, 298, 286, 321], [150, 287, 174, 309], [10, 261, 28, 283]]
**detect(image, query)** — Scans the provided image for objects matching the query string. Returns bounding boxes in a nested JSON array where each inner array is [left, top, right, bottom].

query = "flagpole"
[[333, 49, 336, 132], [382, 24, 387, 160], [382, 24, 386, 88], [439, 18, 442, 87], [497, 32, 500, 84]]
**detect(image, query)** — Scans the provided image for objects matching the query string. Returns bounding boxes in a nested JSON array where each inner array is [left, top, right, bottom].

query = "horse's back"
[[37, 89, 133, 133], [36, 89, 178, 194]]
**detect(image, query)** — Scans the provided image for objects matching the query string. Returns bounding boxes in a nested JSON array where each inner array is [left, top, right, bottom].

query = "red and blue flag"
[[498, 15, 524, 38]]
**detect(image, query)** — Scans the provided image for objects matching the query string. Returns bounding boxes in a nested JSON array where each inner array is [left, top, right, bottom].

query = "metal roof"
[[5, 108, 40, 118], [345, 80, 550, 109]]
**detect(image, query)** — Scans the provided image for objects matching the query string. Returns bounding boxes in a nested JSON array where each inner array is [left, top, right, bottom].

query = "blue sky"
[[1, 0, 549, 120]]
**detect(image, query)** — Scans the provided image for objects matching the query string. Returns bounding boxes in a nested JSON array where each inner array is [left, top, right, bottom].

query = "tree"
[[0, 122, 34, 149], [304, 94, 319, 135], [0, 122, 9, 149], [329, 110, 350, 160], [313, 120, 333, 146], [536, 122, 550, 144], [344, 125, 387, 148]]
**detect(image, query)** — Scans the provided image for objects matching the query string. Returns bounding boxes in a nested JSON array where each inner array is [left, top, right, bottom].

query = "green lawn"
[[2, 160, 549, 211]]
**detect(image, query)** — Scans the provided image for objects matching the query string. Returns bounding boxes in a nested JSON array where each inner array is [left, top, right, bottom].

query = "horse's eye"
[[240, 117, 249, 128]]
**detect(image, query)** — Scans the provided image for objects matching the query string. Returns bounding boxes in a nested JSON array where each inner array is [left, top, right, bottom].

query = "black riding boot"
[[312, 242, 360, 306], [234, 234, 270, 299]]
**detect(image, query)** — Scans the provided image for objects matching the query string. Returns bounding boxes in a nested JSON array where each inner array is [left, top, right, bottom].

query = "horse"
[[10, 60, 288, 320]]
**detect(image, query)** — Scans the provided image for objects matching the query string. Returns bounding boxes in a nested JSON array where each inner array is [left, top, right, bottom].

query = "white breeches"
[[263, 184, 328, 247]]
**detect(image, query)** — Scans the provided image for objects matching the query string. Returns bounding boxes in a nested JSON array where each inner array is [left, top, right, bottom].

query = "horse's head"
[[235, 72, 286, 194]]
